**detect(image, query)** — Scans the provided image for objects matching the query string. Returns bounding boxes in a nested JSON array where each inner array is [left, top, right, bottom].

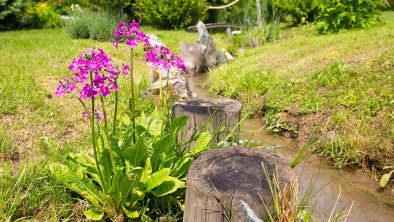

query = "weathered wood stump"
[[183, 146, 290, 222], [172, 98, 242, 151]]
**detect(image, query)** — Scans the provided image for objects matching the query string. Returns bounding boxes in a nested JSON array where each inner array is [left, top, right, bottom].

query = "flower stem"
[[112, 89, 118, 134], [130, 48, 136, 144], [89, 72, 106, 193], [159, 70, 163, 121], [100, 96, 116, 169], [77, 97, 91, 119]]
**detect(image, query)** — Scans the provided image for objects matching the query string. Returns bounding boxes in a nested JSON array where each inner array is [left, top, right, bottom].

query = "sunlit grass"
[[207, 12, 394, 172]]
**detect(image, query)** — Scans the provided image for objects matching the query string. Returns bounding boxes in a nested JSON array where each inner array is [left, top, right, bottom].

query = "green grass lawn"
[[0, 27, 227, 220], [1, 12, 393, 219], [208, 12, 394, 173]]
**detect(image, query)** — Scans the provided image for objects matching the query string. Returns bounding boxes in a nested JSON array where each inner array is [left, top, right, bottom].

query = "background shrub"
[[272, 0, 320, 24], [65, 10, 123, 41], [64, 10, 90, 39], [316, 0, 385, 34], [140, 0, 208, 29], [0, 0, 29, 30], [20, 2, 62, 29]]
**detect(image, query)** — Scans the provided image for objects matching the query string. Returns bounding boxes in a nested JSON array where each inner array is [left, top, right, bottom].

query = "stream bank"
[[188, 74, 394, 222]]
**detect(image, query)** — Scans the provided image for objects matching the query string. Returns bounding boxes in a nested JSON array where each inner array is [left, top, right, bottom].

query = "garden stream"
[[187, 74, 394, 222]]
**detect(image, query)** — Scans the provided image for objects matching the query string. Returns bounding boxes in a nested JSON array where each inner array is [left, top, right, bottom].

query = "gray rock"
[[216, 50, 227, 64], [144, 35, 193, 100], [197, 21, 217, 67], [222, 48, 234, 61], [226, 27, 233, 41], [180, 43, 208, 75]]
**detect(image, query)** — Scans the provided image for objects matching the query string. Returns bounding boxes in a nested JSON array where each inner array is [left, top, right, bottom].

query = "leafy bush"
[[65, 10, 121, 41], [272, 0, 320, 24], [20, 2, 62, 29], [140, 0, 208, 29], [0, 0, 29, 30], [316, 0, 385, 33], [64, 10, 90, 39]]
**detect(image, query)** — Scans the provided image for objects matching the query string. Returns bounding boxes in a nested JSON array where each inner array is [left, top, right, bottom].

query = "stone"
[[180, 43, 208, 75], [197, 21, 217, 67], [216, 50, 227, 64], [144, 34, 193, 100], [226, 27, 233, 41]]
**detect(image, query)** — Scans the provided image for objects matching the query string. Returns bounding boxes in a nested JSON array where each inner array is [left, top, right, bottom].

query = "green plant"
[[272, 0, 320, 24], [0, 162, 75, 221], [0, 0, 29, 30], [65, 10, 122, 41], [260, 163, 314, 222], [50, 21, 202, 220], [380, 166, 394, 188], [316, 0, 385, 34], [20, 2, 62, 29], [140, 0, 208, 29]]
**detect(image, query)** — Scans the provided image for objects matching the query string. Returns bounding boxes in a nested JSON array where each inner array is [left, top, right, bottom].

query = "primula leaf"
[[171, 156, 193, 178], [137, 111, 163, 137], [122, 205, 139, 218], [122, 163, 143, 203], [151, 134, 173, 172], [146, 168, 171, 191], [141, 158, 152, 183], [187, 132, 211, 156], [49, 163, 105, 208], [151, 176, 185, 197], [129, 189, 145, 204], [84, 208, 104, 221], [124, 135, 148, 167], [99, 149, 113, 192], [169, 116, 188, 135], [380, 170, 394, 188], [67, 153, 102, 186]]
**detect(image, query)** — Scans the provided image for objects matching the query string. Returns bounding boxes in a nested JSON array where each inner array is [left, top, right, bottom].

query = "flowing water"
[[188, 74, 394, 222]]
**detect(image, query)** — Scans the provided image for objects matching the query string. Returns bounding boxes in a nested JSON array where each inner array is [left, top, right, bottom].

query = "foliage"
[[51, 21, 203, 220], [316, 0, 385, 34], [20, 1, 62, 29], [272, 0, 320, 24], [0, 162, 75, 221], [49, 113, 211, 220], [260, 163, 313, 222], [140, 0, 208, 29], [226, 0, 281, 52], [0, 0, 29, 30], [65, 10, 122, 41], [379, 166, 394, 188], [207, 12, 394, 174]]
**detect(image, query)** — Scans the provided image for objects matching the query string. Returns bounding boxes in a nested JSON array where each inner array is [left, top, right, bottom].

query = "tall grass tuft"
[[65, 10, 123, 41]]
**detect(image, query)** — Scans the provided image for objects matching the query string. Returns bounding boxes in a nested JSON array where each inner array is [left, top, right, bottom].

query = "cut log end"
[[183, 146, 290, 222], [173, 98, 242, 151]]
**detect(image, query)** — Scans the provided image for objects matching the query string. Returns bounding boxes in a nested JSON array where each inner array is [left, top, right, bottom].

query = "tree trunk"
[[256, 0, 263, 29], [183, 146, 290, 222], [172, 98, 242, 152]]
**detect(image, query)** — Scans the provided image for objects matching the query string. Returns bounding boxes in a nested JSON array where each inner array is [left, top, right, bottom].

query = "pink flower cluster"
[[113, 20, 186, 73], [113, 21, 149, 49], [145, 45, 186, 72], [55, 48, 129, 100]]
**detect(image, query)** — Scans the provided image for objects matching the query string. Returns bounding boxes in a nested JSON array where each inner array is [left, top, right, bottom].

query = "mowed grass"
[[0, 27, 225, 220], [208, 12, 394, 172]]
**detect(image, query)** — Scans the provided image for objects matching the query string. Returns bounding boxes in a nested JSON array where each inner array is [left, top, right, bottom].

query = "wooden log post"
[[183, 146, 290, 222], [172, 98, 242, 152]]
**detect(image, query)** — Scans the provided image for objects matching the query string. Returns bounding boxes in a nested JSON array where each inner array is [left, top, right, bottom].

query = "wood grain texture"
[[173, 98, 242, 152], [183, 146, 290, 222]]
